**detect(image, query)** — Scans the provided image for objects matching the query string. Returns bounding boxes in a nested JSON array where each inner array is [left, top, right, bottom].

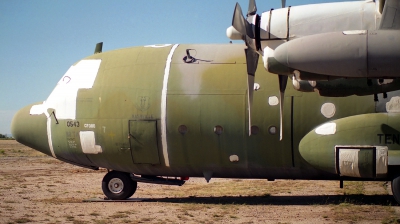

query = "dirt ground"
[[0, 140, 400, 224]]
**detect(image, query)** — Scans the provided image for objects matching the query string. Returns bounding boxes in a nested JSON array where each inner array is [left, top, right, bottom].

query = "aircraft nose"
[[11, 103, 52, 157]]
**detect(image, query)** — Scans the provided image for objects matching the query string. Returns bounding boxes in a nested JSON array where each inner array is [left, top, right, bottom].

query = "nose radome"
[[11, 103, 52, 157]]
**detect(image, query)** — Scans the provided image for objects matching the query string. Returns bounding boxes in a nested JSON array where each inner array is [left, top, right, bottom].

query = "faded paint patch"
[[339, 149, 361, 177], [29, 103, 46, 115], [28, 60, 101, 158], [29, 60, 101, 119], [268, 96, 279, 106], [79, 131, 102, 154], [229, 155, 239, 162], [45, 60, 101, 120], [315, 122, 336, 135], [321, 103, 336, 118], [386, 96, 400, 113]]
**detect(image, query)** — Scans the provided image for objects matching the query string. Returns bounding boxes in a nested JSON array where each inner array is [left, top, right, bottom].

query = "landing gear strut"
[[101, 171, 137, 200], [392, 176, 400, 204]]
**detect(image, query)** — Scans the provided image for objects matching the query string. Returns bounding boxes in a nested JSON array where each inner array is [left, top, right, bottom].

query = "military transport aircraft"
[[11, 0, 400, 203]]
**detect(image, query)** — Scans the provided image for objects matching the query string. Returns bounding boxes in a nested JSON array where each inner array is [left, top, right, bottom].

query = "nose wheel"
[[102, 171, 137, 200]]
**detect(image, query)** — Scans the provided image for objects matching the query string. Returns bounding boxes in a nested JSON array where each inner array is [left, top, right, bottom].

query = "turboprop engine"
[[266, 30, 400, 78]]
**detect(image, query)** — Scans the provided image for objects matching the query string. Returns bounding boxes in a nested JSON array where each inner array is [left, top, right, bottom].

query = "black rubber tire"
[[392, 176, 400, 204], [101, 171, 137, 200]]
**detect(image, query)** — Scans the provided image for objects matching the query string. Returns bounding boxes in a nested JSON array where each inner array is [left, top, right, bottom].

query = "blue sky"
[[0, 0, 351, 134]]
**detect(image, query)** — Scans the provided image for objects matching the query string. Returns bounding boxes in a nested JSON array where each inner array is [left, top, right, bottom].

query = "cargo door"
[[129, 120, 160, 164]]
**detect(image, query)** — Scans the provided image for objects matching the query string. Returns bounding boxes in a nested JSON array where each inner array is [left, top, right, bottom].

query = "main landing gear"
[[101, 171, 188, 200], [392, 176, 400, 204], [102, 171, 137, 200]]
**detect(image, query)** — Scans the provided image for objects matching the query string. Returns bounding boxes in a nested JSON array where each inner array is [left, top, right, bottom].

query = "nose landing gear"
[[101, 171, 137, 200]]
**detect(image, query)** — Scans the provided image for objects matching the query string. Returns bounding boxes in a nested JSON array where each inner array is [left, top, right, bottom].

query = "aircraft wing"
[[379, 0, 400, 29]]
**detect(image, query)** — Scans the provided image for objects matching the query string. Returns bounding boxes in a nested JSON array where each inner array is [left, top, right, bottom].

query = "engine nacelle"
[[268, 30, 400, 78], [299, 113, 395, 179]]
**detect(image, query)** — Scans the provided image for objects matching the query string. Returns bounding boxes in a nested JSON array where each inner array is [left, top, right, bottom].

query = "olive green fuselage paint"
[[27, 44, 400, 180]]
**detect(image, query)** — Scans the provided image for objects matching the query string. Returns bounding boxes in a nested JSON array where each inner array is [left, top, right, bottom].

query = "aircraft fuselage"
[[12, 43, 400, 181]]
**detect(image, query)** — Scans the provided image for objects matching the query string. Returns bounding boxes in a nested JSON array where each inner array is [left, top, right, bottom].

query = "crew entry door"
[[129, 120, 160, 164]]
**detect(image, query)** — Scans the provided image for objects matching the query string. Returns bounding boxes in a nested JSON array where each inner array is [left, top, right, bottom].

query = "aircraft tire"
[[392, 176, 400, 204], [102, 171, 137, 200]]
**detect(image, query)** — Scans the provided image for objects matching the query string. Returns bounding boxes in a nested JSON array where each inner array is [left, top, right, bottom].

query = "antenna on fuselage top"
[[94, 42, 103, 54]]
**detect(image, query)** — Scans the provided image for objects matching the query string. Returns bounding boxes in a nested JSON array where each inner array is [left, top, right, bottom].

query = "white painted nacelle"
[[227, 0, 381, 72]]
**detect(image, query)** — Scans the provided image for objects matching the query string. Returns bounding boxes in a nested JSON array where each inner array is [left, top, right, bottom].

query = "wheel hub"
[[108, 178, 124, 194]]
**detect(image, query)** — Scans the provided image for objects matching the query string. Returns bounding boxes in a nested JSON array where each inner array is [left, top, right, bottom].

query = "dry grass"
[[332, 203, 394, 222], [0, 140, 399, 224], [0, 140, 45, 157]]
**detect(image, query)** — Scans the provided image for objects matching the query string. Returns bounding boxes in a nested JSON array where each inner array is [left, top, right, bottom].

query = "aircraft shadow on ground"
[[140, 195, 397, 206]]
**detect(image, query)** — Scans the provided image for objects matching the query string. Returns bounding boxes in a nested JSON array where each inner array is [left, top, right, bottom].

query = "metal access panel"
[[335, 146, 388, 178], [129, 120, 160, 164]]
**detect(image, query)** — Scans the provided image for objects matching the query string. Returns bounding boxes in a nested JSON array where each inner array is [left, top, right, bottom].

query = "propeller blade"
[[232, 3, 248, 36], [245, 48, 259, 136], [232, 1, 260, 136], [247, 0, 257, 16], [281, 0, 286, 8], [247, 75, 255, 136], [278, 75, 288, 140]]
